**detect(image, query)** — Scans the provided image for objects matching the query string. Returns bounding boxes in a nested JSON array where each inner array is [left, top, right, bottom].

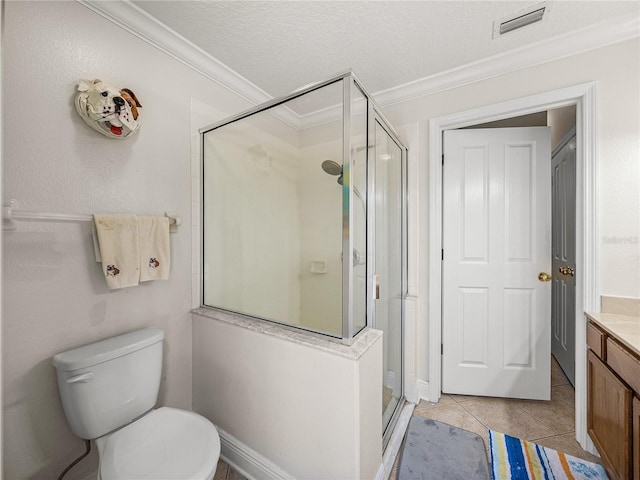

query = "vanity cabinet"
[[634, 396, 640, 480], [586, 320, 637, 480], [587, 349, 632, 479]]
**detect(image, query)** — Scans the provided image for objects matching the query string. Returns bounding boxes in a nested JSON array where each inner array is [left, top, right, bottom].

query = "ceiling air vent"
[[494, 3, 549, 37]]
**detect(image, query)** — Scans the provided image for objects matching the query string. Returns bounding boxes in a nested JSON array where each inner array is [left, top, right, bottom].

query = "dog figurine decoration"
[[75, 79, 142, 139]]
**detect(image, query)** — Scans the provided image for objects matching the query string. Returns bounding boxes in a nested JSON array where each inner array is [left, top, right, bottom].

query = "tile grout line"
[[455, 399, 491, 433], [454, 395, 561, 441], [530, 431, 577, 442]]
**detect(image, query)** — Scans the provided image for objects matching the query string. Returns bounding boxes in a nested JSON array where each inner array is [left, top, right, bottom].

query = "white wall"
[[380, 38, 640, 384], [1, 2, 250, 478], [192, 310, 382, 479]]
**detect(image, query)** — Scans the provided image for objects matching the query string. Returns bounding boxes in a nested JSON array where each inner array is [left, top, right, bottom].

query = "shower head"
[[321, 160, 343, 176]]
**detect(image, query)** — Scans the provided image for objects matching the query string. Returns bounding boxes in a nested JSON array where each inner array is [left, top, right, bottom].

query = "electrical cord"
[[56, 439, 91, 480]]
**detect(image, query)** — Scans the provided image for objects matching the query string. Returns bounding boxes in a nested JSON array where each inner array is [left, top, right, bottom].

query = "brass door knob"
[[538, 272, 552, 282], [558, 266, 575, 277]]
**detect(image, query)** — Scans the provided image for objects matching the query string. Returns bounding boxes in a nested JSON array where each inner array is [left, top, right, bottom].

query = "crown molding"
[[79, 1, 639, 124], [375, 14, 640, 107], [77, 0, 301, 129], [78, 0, 271, 105]]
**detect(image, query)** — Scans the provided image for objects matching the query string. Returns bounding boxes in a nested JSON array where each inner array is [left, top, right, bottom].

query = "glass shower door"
[[373, 118, 406, 444]]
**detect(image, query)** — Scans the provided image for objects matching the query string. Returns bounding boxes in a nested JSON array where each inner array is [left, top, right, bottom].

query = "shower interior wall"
[[298, 117, 368, 335], [203, 129, 301, 325], [298, 135, 344, 334], [299, 111, 404, 396], [203, 110, 364, 336]]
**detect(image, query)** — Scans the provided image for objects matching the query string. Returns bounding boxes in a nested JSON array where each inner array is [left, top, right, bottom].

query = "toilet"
[[52, 328, 220, 480]]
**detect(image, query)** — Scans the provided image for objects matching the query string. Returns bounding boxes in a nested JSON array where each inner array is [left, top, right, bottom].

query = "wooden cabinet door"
[[587, 350, 632, 479], [634, 396, 640, 480]]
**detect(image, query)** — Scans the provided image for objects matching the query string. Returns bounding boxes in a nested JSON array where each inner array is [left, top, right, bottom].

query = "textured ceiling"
[[133, 1, 640, 98]]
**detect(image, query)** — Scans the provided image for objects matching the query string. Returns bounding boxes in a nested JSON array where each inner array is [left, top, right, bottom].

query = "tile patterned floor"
[[213, 358, 599, 480], [389, 356, 601, 479], [213, 459, 248, 480]]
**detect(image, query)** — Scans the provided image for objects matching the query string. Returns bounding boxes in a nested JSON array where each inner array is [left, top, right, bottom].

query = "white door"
[[551, 129, 577, 386], [442, 127, 552, 400]]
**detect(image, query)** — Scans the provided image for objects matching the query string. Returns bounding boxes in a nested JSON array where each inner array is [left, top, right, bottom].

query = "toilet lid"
[[100, 407, 220, 480]]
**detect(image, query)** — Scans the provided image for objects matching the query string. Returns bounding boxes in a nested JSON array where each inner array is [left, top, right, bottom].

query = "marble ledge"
[[191, 307, 382, 361], [586, 311, 640, 357]]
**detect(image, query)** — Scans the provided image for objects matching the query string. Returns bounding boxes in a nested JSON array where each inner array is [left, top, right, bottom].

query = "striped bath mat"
[[488, 430, 608, 479]]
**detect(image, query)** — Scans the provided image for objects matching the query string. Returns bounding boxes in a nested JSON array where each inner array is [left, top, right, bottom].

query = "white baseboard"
[[404, 388, 420, 405], [416, 380, 433, 402], [218, 427, 295, 480], [386, 370, 396, 389]]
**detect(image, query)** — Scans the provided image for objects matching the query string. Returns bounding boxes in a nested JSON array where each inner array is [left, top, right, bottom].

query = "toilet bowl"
[[97, 407, 220, 480], [52, 328, 220, 480]]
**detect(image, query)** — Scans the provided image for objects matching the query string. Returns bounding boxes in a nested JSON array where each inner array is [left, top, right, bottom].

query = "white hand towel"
[[93, 214, 140, 290], [91, 221, 102, 262], [138, 216, 170, 282]]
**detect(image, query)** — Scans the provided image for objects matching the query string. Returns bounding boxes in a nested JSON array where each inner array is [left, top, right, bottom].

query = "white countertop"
[[586, 312, 640, 357]]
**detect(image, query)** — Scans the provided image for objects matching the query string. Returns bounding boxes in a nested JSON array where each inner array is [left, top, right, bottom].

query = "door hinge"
[[441, 344, 444, 355], [442, 154, 445, 165], [441, 249, 444, 261]]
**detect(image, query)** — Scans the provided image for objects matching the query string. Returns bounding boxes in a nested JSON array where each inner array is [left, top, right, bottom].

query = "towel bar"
[[2, 199, 181, 233]]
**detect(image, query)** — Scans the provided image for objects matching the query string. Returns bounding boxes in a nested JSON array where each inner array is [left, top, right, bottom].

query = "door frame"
[[427, 82, 598, 452]]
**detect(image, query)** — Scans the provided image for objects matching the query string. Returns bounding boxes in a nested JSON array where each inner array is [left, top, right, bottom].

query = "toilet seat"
[[100, 407, 220, 480]]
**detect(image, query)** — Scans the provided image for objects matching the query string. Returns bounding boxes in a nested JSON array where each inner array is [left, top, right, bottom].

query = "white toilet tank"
[[52, 328, 165, 440]]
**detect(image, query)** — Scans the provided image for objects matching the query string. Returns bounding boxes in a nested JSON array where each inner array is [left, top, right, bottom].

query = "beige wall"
[[382, 38, 640, 383], [548, 105, 577, 149], [298, 138, 344, 334], [2, 1, 639, 478], [1, 2, 248, 478]]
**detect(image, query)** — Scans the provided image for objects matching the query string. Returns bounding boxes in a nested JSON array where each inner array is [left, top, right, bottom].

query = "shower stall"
[[200, 71, 407, 444]]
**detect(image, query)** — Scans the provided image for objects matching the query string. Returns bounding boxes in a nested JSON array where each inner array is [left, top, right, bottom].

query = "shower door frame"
[[200, 70, 408, 345], [200, 72, 356, 341], [199, 69, 409, 443], [368, 104, 409, 447]]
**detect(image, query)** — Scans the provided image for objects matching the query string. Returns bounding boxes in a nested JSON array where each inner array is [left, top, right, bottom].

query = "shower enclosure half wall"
[[200, 71, 407, 444]]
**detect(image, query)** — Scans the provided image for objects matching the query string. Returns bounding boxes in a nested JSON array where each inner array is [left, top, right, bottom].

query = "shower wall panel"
[[203, 126, 302, 325], [202, 79, 346, 336], [298, 138, 343, 335]]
